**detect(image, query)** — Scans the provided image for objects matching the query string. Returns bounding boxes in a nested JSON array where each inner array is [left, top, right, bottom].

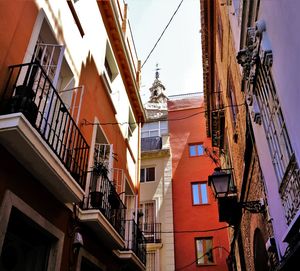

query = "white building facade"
[[140, 73, 175, 271]]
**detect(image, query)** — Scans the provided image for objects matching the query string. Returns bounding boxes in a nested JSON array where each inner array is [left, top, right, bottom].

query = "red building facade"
[[168, 94, 229, 271]]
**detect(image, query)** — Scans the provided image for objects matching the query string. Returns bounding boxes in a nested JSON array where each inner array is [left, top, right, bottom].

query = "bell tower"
[[148, 64, 168, 104]]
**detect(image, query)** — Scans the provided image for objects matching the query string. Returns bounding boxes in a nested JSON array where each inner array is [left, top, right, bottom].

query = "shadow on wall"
[[44, 1, 79, 77], [77, 51, 132, 187], [169, 131, 190, 175]]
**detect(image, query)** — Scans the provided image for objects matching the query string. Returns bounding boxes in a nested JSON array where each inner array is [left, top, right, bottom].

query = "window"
[[189, 144, 204, 157], [0, 191, 64, 271], [192, 183, 208, 204], [140, 167, 155, 182], [128, 109, 136, 139], [256, 65, 293, 182], [217, 10, 223, 60], [104, 42, 118, 82], [141, 121, 168, 138], [104, 58, 113, 81], [0, 208, 52, 271], [214, 72, 224, 110], [139, 202, 155, 225], [195, 238, 214, 265], [139, 201, 156, 241], [227, 72, 238, 127]]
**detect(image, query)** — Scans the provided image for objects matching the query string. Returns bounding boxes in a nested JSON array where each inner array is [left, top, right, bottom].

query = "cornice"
[[98, 1, 146, 123]]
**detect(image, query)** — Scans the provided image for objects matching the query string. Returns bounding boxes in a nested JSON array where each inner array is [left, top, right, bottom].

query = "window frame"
[[0, 191, 64, 271], [104, 41, 119, 83], [227, 71, 238, 127], [189, 143, 204, 157], [141, 120, 168, 138], [76, 248, 106, 271], [195, 237, 214, 265], [255, 65, 293, 183], [140, 167, 156, 183], [217, 8, 223, 60], [128, 108, 137, 139], [191, 182, 209, 205]]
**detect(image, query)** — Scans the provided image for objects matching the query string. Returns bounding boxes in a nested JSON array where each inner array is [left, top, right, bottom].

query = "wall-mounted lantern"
[[208, 168, 265, 225]]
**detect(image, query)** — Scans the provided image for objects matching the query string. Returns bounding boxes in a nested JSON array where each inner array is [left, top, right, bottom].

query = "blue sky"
[[126, 0, 203, 102]]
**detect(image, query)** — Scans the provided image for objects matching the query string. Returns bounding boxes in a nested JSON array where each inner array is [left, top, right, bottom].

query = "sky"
[[126, 0, 203, 102]]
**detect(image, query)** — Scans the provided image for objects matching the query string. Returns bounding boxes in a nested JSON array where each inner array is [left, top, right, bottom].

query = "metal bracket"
[[240, 198, 265, 213]]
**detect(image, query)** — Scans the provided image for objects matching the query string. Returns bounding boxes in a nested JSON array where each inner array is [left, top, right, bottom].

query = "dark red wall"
[[169, 98, 229, 271]]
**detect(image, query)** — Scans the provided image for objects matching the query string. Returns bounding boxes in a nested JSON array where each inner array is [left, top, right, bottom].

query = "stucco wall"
[[169, 97, 229, 271]]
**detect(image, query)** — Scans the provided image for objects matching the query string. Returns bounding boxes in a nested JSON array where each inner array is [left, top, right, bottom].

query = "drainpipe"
[[135, 119, 142, 223]]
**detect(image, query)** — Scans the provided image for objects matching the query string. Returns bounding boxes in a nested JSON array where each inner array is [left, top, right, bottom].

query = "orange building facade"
[[168, 94, 229, 271], [0, 1, 146, 270]]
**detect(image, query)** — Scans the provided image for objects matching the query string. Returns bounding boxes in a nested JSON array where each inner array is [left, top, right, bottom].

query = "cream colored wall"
[[141, 154, 175, 271]]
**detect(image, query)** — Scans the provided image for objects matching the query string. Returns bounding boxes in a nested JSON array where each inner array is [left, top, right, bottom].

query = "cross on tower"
[[155, 63, 161, 79]]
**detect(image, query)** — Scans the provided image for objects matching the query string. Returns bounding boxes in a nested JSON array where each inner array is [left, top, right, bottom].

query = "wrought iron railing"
[[125, 219, 146, 265], [140, 223, 162, 243], [0, 62, 89, 188], [211, 110, 225, 149], [141, 136, 162, 151], [279, 154, 300, 225], [86, 169, 126, 238]]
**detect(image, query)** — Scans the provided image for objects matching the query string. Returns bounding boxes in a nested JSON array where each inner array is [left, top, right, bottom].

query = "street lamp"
[[208, 167, 236, 197], [208, 168, 265, 225]]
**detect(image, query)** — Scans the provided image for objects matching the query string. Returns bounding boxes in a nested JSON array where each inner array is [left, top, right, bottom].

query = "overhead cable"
[[142, 225, 231, 234], [81, 102, 246, 126], [175, 246, 230, 270], [141, 0, 185, 69]]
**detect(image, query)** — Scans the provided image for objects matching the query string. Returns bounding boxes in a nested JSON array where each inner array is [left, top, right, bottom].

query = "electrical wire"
[[81, 102, 246, 126], [142, 225, 230, 234], [175, 246, 230, 271], [141, 0, 185, 69]]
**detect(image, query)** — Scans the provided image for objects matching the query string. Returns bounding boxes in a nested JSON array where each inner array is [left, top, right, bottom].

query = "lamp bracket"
[[240, 199, 265, 213]]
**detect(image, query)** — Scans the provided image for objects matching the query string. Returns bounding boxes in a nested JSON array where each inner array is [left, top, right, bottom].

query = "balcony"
[[211, 110, 225, 149], [79, 168, 126, 248], [113, 219, 146, 270], [0, 62, 89, 202], [140, 223, 162, 244], [141, 136, 162, 151], [279, 154, 300, 226]]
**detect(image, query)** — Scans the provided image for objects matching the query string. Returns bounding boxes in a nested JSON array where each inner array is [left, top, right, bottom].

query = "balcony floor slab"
[[0, 113, 85, 203], [78, 208, 125, 249]]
